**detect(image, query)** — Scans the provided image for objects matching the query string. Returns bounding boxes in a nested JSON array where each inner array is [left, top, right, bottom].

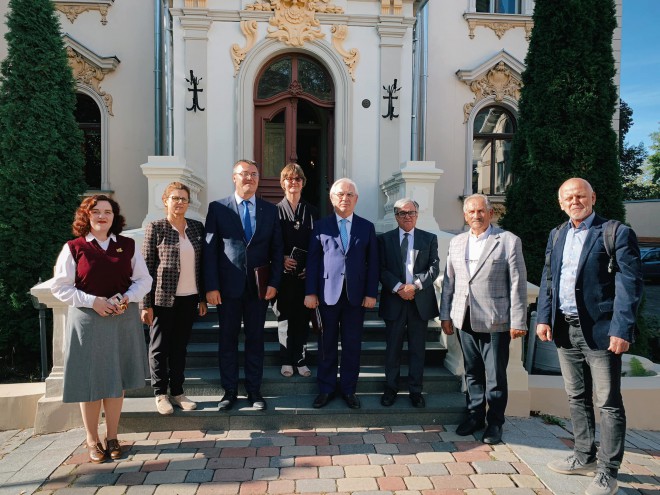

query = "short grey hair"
[[233, 159, 258, 173], [462, 193, 492, 213], [393, 198, 419, 214], [330, 178, 359, 197]]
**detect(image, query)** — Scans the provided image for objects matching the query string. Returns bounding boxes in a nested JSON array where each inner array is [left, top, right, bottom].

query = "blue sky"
[[620, 0, 660, 150]]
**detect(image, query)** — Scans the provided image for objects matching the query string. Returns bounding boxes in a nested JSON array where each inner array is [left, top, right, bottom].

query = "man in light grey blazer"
[[440, 194, 527, 444]]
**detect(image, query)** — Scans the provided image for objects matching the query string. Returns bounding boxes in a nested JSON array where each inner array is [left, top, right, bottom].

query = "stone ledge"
[[0, 382, 45, 430]]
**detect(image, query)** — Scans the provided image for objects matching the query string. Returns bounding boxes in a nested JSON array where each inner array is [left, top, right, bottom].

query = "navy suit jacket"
[[378, 228, 440, 321], [203, 196, 283, 299], [537, 214, 643, 350], [305, 213, 379, 306]]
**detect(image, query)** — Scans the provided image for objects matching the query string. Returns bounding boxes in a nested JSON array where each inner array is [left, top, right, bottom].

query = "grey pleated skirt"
[[62, 303, 149, 403]]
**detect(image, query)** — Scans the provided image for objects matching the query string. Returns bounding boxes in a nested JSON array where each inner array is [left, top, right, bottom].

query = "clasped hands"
[[397, 284, 416, 301], [93, 295, 128, 317]]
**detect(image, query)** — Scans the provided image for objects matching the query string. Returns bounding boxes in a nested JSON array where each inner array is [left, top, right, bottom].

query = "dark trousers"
[[216, 291, 268, 394], [457, 310, 511, 426], [149, 295, 198, 396], [556, 319, 625, 477], [317, 290, 365, 395], [384, 301, 428, 394], [276, 274, 310, 367]]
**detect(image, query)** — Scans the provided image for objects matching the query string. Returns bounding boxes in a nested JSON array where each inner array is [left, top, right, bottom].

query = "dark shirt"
[[276, 198, 318, 272]]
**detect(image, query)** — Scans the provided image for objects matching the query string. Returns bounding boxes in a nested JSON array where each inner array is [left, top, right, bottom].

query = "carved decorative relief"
[[55, 2, 113, 25], [331, 25, 360, 82], [184, 0, 207, 6], [465, 15, 533, 41], [245, 0, 343, 47], [231, 20, 259, 76], [66, 43, 119, 116], [381, 0, 403, 16], [462, 62, 521, 123]]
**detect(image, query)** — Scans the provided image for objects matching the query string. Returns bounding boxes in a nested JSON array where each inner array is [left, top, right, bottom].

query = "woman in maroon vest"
[[140, 182, 206, 415], [51, 195, 152, 463]]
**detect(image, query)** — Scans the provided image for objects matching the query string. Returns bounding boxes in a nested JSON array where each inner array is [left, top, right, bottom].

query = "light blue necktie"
[[339, 218, 348, 251], [242, 200, 253, 242]]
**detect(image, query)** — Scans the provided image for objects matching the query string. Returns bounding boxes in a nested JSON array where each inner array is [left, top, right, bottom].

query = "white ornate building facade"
[[0, 0, 622, 234]]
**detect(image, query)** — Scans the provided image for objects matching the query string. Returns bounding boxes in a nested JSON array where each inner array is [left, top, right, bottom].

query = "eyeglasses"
[[333, 192, 356, 199], [235, 171, 259, 179], [285, 177, 303, 183], [169, 196, 189, 204], [395, 211, 417, 218]]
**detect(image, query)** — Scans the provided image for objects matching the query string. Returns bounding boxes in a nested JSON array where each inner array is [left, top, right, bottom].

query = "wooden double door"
[[254, 55, 335, 214]]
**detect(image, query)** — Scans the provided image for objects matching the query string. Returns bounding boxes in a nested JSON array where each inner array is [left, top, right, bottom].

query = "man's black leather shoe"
[[343, 394, 361, 409], [410, 392, 425, 408], [482, 424, 503, 444], [455, 416, 486, 436], [248, 392, 267, 411], [218, 390, 238, 411], [313, 392, 335, 408], [381, 389, 397, 407]]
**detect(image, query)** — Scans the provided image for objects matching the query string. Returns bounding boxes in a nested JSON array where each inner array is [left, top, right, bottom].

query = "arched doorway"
[[254, 54, 335, 213]]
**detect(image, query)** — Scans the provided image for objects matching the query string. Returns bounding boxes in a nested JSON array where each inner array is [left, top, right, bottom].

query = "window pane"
[[298, 58, 333, 101], [263, 110, 286, 178], [472, 139, 492, 194], [496, 0, 520, 13], [476, 0, 490, 13], [493, 139, 513, 194], [474, 107, 514, 135], [257, 57, 292, 99], [75, 94, 102, 189]]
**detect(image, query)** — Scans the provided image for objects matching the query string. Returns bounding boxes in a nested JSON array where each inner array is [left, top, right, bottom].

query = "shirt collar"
[[569, 211, 595, 231], [235, 193, 255, 207], [335, 213, 354, 224], [469, 224, 492, 241], [399, 227, 415, 240], [85, 233, 116, 243]]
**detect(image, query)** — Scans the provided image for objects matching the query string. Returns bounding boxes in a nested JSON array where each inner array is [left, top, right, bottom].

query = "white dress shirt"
[[466, 225, 492, 277], [392, 228, 423, 293]]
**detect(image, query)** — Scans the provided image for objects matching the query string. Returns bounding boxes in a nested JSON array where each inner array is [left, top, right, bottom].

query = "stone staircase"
[[120, 305, 467, 432]]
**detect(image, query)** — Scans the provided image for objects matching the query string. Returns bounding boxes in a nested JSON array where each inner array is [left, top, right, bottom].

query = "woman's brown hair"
[[279, 163, 307, 189], [72, 195, 126, 237], [162, 181, 191, 205]]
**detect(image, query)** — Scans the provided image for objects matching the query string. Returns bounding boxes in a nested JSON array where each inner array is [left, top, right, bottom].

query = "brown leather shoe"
[[88, 442, 107, 463], [106, 439, 122, 460]]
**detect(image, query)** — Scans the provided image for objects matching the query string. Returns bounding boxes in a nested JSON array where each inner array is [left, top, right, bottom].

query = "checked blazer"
[[141, 217, 205, 308], [439, 226, 527, 332]]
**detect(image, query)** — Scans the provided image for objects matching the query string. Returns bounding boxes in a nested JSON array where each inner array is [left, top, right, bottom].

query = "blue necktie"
[[339, 218, 348, 251], [242, 200, 253, 242]]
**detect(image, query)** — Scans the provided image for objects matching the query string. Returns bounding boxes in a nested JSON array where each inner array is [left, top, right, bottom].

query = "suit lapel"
[[411, 230, 422, 272], [577, 221, 603, 275], [389, 229, 404, 277]]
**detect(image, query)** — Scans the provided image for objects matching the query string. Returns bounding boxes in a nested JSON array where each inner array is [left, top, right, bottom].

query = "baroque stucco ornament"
[[331, 25, 359, 82], [462, 62, 521, 123], [246, 0, 343, 47], [231, 20, 259, 76], [55, 2, 113, 25], [67, 47, 116, 115]]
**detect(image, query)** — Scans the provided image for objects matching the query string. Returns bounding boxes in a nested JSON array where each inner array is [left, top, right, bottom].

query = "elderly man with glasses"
[[203, 159, 283, 412], [304, 178, 379, 409], [377, 199, 440, 408]]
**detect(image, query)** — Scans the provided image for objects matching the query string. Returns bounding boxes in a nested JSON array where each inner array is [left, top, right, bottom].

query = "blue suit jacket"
[[305, 213, 379, 306], [203, 196, 283, 299], [537, 214, 643, 350]]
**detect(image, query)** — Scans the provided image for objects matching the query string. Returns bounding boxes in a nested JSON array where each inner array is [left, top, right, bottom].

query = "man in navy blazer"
[[304, 178, 379, 409], [204, 160, 283, 411], [537, 178, 642, 495]]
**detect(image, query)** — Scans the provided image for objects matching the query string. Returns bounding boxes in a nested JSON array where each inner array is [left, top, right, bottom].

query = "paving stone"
[[280, 445, 316, 457], [215, 440, 251, 448], [116, 472, 147, 485], [383, 464, 411, 477], [393, 454, 419, 464], [384, 433, 408, 444], [74, 473, 121, 486], [367, 453, 394, 465], [452, 451, 491, 462], [154, 483, 198, 494], [143, 470, 187, 484], [75, 462, 117, 475], [279, 466, 318, 479], [407, 432, 441, 444], [237, 480, 268, 495], [332, 454, 369, 466], [267, 480, 295, 494], [344, 465, 383, 478], [317, 445, 341, 455], [339, 444, 376, 455], [429, 474, 474, 489], [319, 466, 344, 479], [252, 467, 279, 480], [473, 461, 517, 474], [96, 486, 127, 495], [244, 457, 269, 469], [363, 434, 386, 444], [492, 488, 536, 495], [511, 474, 545, 488], [416, 452, 454, 463], [113, 461, 143, 473], [296, 478, 337, 493], [184, 469, 213, 483], [140, 460, 169, 472], [431, 441, 458, 453], [408, 463, 449, 476], [336, 476, 379, 491], [46, 488, 98, 495], [296, 436, 329, 446], [377, 475, 406, 491], [268, 456, 294, 468], [196, 482, 240, 495], [212, 468, 253, 482], [207, 457, 245, 469], [464, 489, 492, 495], [165, 458, 207, 471], [295, 455, 331, 467], [446, 462, 475, 475], [392, 426, 424, 433], [131, 453, 159, 462], [470, 474, 516, 488], [156, 450, 195, 461], [126, 486, 157, 495], [374, 443, 399, 455], [403, 475, 433, 490]]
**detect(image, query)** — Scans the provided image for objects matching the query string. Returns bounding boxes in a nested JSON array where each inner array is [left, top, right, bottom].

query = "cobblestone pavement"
[[0, 417, 658, 495]]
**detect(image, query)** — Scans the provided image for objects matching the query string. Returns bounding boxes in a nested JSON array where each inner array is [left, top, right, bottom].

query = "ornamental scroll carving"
[[231, 20, 259, 76], [462, 62, 521, 123], [465, 17, 533, 41], [245, 0, 343, 47], [331, 25, 359, 81], [184, 0, 207, 6], [55, 2, 113, 25], [67, 47, 116, 115]]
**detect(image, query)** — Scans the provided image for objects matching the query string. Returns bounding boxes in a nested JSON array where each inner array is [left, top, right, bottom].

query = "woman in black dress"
[[275, 163, 318, 377]]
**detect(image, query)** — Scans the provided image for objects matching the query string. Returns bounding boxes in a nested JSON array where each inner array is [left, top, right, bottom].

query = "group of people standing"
[[50, 165, 642, 495]]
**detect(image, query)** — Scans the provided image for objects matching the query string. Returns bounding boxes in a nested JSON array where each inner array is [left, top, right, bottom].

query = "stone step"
[[125, 365, 462, 398], [118, 391, 468, 432], [184, 341, 447, 368]]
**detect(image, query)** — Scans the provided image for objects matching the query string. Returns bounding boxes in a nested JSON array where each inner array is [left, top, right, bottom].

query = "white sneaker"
[[170, 394, 197, 411], [155, 394, 173, 415], [585, 472, 618, 495]]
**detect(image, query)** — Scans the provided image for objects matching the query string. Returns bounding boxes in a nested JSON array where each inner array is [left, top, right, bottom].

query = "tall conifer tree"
[[501, 0, 623, 284], [0, 0, 86, 363]]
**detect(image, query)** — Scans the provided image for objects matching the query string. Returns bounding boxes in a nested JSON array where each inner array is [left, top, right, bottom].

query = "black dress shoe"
[[343, 394, 361, 409], [455, 416, 486, 436], [381, 389, 397, 407], [482, 424, 503, 444], [248, 393, 267, 410], [313, 392, 335, 408], [218, 390, 238, 411], [409, 392, 425, 408]]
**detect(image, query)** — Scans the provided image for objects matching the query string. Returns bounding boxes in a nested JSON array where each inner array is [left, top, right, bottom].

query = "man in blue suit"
[[304, 178, 379, 409], [204, 160, 283, 411], [537, 178, 643, 495]]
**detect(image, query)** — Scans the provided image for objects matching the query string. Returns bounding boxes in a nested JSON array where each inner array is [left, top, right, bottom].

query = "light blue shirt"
[[559, 212, 595, 315], [335, 213, 353, 240], [235, 193, 255, 235]]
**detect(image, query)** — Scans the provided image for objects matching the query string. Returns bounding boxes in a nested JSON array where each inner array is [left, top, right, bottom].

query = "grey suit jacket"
[[439, 226, 527, 332]]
